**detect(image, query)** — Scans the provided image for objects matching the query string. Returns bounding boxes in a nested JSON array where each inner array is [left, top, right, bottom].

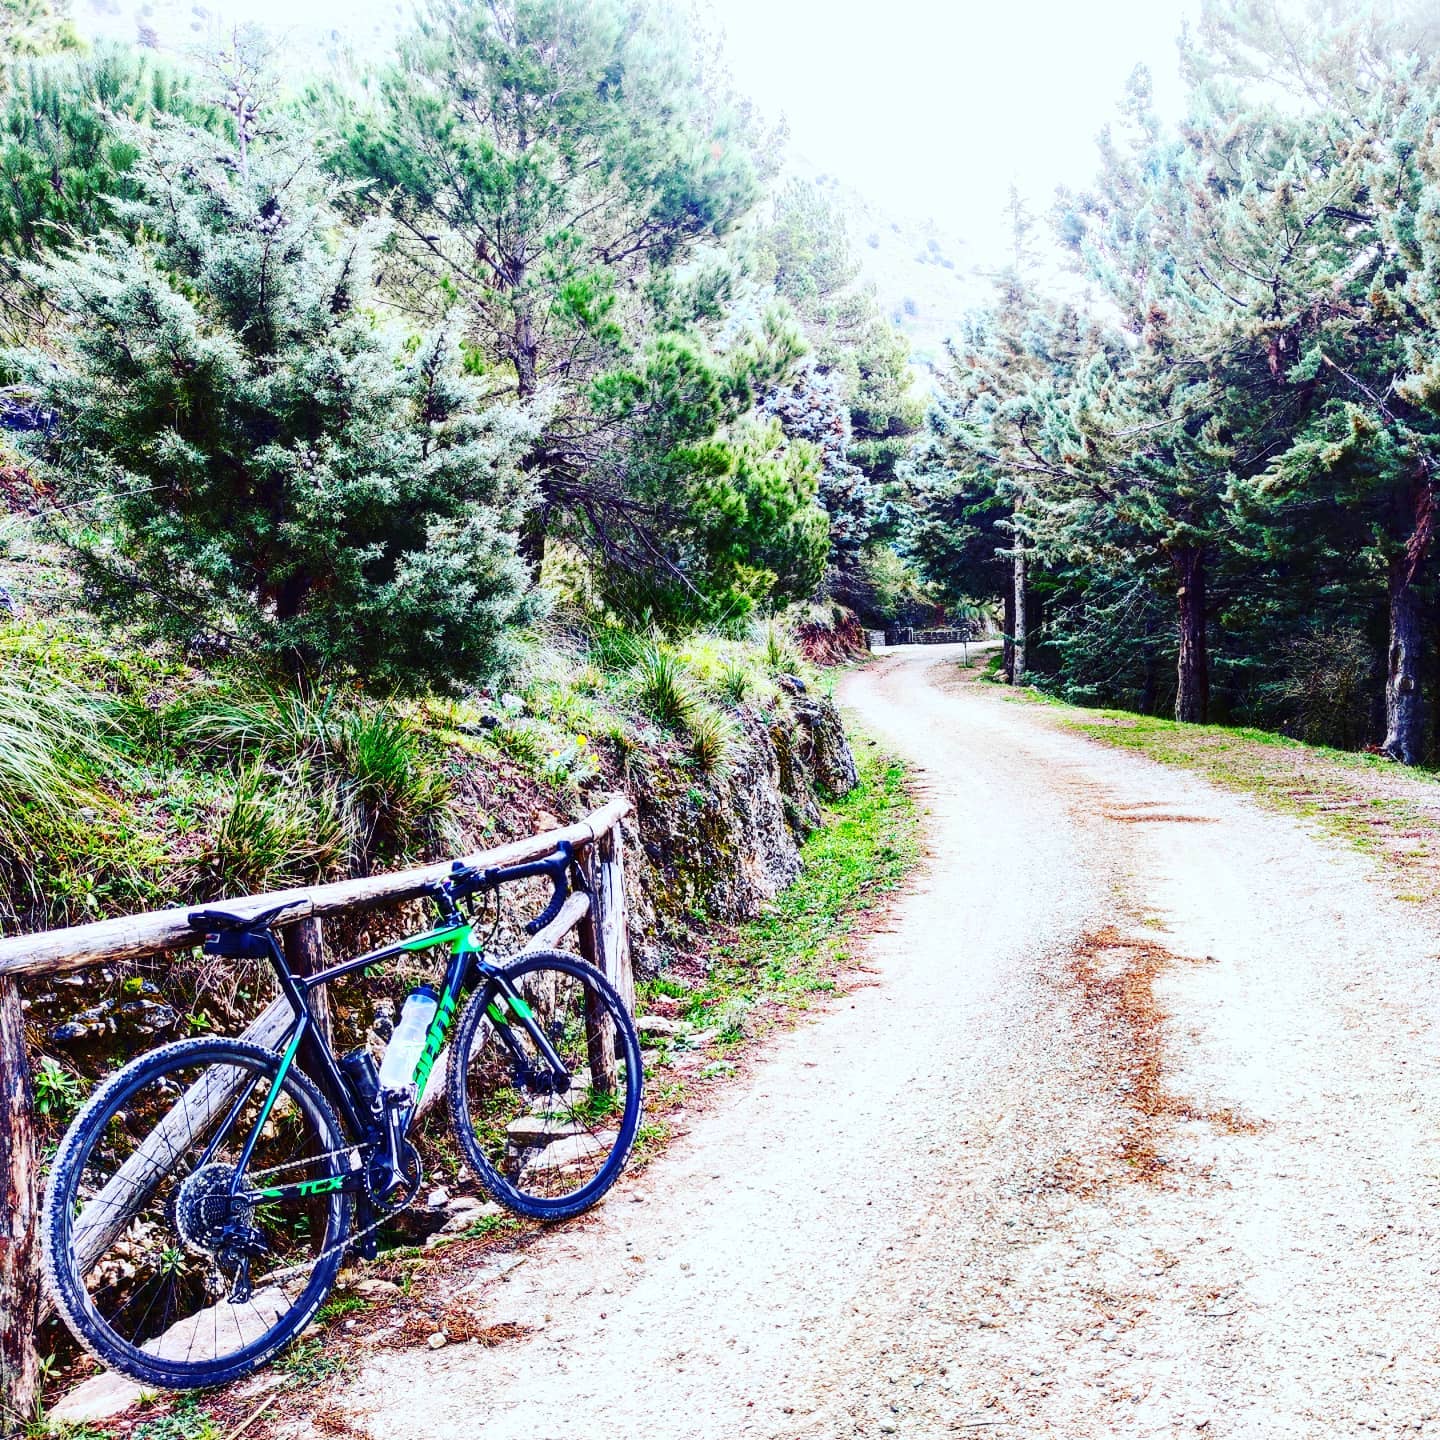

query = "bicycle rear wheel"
[[447, 949, 643, 1220], [42, 1037, 352, 1390]]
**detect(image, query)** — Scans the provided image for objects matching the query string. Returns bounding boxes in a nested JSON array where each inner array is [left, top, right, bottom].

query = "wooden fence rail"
[[0, 796, 633, 1429]]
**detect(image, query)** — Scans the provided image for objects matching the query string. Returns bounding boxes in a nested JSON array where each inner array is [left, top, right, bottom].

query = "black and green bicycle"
[[40, 844, 643, 1390]]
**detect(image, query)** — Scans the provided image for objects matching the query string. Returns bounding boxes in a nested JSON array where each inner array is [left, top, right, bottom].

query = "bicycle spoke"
[[44, 1040, 350, 1389], [450, 952, 643, 1219]]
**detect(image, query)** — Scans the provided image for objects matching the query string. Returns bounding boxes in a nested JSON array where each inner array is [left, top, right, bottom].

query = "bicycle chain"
[[242, 1144, 425, 1274]]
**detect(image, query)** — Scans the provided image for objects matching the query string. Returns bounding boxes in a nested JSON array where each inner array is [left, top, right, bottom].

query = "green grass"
[[275, 1336, 348, 1384], [653, 730, 920, 1027], [316, 1295, 370, 1322], [133, 1396, 216, 1440], [460, 1213, 522, 1241]]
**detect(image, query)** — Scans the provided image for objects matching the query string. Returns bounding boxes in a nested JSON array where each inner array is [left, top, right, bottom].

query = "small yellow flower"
[[575, 734, 588, 748]]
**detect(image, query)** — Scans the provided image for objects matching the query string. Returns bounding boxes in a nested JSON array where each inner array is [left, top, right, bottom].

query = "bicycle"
[[40, 842, 644, 1390]]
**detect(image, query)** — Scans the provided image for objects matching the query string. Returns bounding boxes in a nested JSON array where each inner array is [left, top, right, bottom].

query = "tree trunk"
[[283, 918, 332, 1094], [573, 845, 618, 1097], [1383, 556, 1424, 764], [512, 288, 549, 583], [1012, 548, 1027, 685], [1174, 547, 1209, 724], [517, 501, 550, 584], [0, 978, 40, 1429], [1002, 581, 1016, 684]]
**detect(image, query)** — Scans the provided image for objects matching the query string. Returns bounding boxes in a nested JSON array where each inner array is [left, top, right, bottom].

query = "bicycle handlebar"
[[447, 842, 574, 935]]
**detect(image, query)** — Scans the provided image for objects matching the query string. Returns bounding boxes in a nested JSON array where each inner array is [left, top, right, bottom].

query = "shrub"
[[689, 708, 738, 776], [1273, 626, 1377, 749], [340, 709, 452, 862], [631, 644, 698, 731], [12, 114, 538, 692]]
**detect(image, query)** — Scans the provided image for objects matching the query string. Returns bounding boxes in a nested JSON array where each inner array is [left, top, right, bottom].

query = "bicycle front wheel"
[[447, 949, 643, 1220], [42, 1037, 352, 1390]]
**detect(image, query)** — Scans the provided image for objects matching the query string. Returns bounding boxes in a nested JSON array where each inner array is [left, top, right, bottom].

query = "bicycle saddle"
[[188, 902, 301, 932]]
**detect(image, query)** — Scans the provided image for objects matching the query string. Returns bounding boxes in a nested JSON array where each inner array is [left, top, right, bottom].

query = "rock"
[[438, 1200, 504, 1235], [353, 1278, 402, 1298], [50, 999, 117, 1044], [427, 1331, 448, 1349], [507, 1115, 584, 1146], [791, 695, 858, 797], [444, 1194, 488, 1217], [521, 1132, 618, 1174], [634, 1015, 681, 1040], [47, 1371, 146, 1424], [118, 999, 179, 1035], [426, 1186, 451, 1210], [49, 1021, 100, 1044], [449, 1206, 502, 1229], [458, 1253, 527, 1295], [619, 684, 857, 974]]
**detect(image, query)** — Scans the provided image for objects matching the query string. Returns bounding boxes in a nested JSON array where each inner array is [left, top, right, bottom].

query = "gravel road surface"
[[336, 645, 1440, 1439]]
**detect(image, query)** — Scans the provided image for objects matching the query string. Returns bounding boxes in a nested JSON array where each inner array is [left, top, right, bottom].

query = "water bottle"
[[378, 986, 439, 1093]]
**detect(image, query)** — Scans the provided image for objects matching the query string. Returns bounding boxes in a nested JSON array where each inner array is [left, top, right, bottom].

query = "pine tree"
[[0, 43, 221, 345], [907, 190, 1085, 684], [585, 303, 828, 621], [1190, 2, 1440, 760], [751, 178, 921, 606], [9, 107, 538, 691], [326, 0, 771, 577]]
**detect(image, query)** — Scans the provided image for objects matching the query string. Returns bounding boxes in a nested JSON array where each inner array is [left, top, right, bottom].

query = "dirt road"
[[338, 645, 1440, 1438]]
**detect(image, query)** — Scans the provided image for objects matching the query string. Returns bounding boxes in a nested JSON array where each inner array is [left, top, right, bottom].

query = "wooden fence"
[[0, 796, 633, 1426], [882, 626, 984, 646]]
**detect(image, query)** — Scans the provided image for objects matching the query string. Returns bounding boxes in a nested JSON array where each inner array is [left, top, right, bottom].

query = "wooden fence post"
[[574, 838, 618, 1096], [283, 917, 331, 1085], [597, 826, 635, 1018], [0, 977, 40, 1430]]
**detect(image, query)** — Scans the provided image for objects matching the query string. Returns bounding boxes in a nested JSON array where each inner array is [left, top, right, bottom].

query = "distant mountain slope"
[[783, 158, 990, 378]]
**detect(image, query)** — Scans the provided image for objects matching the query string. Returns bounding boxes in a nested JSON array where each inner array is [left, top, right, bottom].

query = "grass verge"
[[637, 727, 920, 1045], [1021, 695, 1440, 904]]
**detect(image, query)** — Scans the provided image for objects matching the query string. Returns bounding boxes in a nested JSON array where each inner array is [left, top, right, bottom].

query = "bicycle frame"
[[221, 916, 572, 1209]]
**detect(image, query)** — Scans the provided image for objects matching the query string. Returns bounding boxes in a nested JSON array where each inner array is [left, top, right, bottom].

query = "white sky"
[[81, 0, 1200, 267], [708, 0, 1199, 262]]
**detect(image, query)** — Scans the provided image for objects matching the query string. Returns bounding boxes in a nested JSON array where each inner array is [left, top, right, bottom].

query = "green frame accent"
[[255, 1174, 346, 1200], [253, 1023, 305, 1135]]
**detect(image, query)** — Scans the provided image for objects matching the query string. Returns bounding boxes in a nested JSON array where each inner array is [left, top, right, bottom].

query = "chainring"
[[362, 1142, 424, 1208]]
